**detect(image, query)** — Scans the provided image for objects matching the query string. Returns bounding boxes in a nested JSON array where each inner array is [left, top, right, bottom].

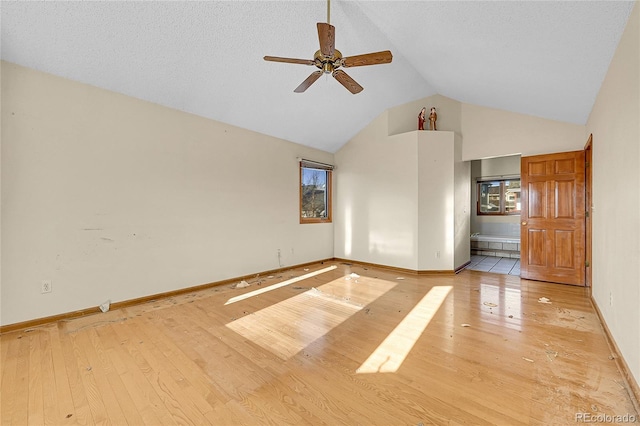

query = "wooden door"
[[520, 151, 586, 286]]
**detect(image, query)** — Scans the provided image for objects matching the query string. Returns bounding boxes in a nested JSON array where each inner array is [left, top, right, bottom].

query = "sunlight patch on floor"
[[226, 276, 397, 360], [356, 285, 452, 374], [224, 265, 337, 305]]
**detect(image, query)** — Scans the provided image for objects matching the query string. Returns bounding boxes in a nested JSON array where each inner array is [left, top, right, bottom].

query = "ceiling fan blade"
[[317, 23, 335, 57], [294, 71, 323, 93], [264, 56, 315, 66], [342, 50, 393, 68], [333, 70, 363, 94]]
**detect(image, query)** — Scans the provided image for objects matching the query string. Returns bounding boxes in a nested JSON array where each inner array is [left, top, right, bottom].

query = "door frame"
[[584, 134, 593, 287]]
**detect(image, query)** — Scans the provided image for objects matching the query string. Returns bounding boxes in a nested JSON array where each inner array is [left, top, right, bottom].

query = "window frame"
[[476, 178, 521, 216], [300, 164, 332, 224]]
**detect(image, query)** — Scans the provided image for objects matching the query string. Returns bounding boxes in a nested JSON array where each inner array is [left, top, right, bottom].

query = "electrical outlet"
[[435, 251, 441, 259], [41, 280, 52, 294], [609, 292, 613, 306]]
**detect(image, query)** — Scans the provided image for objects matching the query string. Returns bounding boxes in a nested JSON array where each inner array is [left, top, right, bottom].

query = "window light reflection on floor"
[[356, 285, 452, 374], [224, 265, 337, 305], [226, 276, 397, 360]]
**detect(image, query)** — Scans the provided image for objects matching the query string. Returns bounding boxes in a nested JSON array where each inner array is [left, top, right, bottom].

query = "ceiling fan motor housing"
[[315, 49, 342, 74]]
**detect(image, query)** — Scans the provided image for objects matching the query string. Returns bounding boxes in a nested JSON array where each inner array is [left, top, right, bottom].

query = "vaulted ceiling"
[[1, 1, 635, 153]]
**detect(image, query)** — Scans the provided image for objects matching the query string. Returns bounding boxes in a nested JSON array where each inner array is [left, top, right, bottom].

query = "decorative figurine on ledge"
[[429, 107, 437, 130], [418, 107, 426, 130]]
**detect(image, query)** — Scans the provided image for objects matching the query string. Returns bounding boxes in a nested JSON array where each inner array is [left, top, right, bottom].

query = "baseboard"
[[417, 270, 456, 275], [0, 258, 334, 334], [333, 257, 461, 276], [454, 261, 471, 274], [332, 257, 419, 275], [590, 296, 640, 413], [0, 306, 107, 335]]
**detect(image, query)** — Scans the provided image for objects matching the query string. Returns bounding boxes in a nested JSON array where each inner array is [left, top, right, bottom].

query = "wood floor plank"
[[110, 318, 207, 425], [27, 331, 44, 425], [87, 325, 146, 425], [67, 331, 111, 425], [171, 302, 342, 424], [0, 333, 11, 380], [0, 261, 637, 425], [10, 332, 31, 425], [0, 334, 20, 425], [58, 327, 97, 425], [120, 317, 215, 419], [80, 327, 133, 425], [159, 310, 306, 424], [132, 314, 227, 408], [97, 323, 168, 425], [39, 327, 62, 425], [48, 325, 78, 425]]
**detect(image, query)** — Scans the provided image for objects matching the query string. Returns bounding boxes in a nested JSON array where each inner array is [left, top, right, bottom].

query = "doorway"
[[469, 155, 522, 276]]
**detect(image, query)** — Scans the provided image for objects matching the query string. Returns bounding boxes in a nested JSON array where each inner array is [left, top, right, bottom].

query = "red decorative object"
[[418, 107, 426, 130]]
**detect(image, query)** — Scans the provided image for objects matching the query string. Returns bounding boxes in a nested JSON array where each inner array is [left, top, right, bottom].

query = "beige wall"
[[461, 102, 585, 161], [0, 63, 3, 308], [334, 116, 469, 272], [333, 112, 420, 270], [387, 87, 586, 162], [453, 133, 471, 269], [417, 131, 455, 271], [586, 3, 639, 384], [1, 61, 334, 326]]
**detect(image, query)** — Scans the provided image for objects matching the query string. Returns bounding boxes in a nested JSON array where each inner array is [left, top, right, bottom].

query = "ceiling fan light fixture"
[[263, 1, 392, 94]]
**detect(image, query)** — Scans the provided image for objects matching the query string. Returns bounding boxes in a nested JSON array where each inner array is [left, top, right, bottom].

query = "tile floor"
[[465, 255, 521, 275]]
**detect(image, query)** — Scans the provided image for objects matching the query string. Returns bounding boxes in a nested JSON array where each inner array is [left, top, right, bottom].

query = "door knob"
[[521, 221, 527, 226]]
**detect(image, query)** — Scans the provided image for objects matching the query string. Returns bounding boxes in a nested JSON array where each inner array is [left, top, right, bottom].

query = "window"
[[300, 161, 332, 223], [477, 178, 521, 215]]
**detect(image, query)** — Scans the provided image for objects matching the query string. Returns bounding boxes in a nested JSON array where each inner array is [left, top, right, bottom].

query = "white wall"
[[453, 133, 471, 270], [417, 131, 455, 271], [1, 62, 334, 326], [586, 3, 639, 385], [472, 155, 521, 177], [461, 102, 585, 161], [470, 155, 521, 237], [333, 112, 419, 270], [335, 111, 468, 272], [0, 63, 3, 314]]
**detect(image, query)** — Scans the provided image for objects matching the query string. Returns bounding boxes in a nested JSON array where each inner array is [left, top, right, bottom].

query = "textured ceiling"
[[1, 1, 635, 153]]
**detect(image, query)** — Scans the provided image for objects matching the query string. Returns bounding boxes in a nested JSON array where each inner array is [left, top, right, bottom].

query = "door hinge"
[[585, 161, 590, 168], [586, 211, 589, 218], [585, 260, 590, 267]]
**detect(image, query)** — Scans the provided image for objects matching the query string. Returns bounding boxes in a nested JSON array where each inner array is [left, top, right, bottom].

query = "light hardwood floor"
[[1, 261, 638, 425]]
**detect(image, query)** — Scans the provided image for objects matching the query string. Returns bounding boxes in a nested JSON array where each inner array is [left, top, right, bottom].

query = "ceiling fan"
[[263, 0, 392, 94]]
